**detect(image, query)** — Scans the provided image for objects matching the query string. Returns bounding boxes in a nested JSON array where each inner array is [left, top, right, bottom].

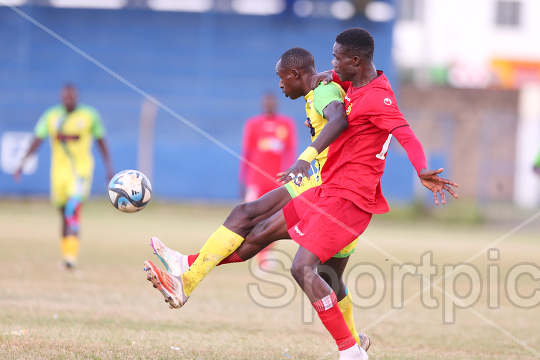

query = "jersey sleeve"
[[312, 83, 344, 119], [34, 109, 52, 139], [89, 107, 106, 139], [392, 126, 427, 176], [332, 70, 352, 92], [361, 89, 409, 132]]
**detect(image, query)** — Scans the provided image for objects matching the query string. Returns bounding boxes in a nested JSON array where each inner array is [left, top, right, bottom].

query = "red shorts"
[[283, 186, 372, 263]]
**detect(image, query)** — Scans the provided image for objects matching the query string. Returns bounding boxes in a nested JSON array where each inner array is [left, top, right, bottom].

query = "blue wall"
[[0, 6, 407, 201]]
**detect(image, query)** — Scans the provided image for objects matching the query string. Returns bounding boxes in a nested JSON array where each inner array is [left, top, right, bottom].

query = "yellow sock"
[[60, 235, 80, 264], [338, 291, 360, 345], [181, 225, 244, 296]]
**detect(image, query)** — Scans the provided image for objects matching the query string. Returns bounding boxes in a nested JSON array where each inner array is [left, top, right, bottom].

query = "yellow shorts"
[[284, 174, 358, 259], [50, 168, 92, 207]]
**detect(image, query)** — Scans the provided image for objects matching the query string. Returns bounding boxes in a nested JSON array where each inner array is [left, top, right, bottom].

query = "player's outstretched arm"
[[392, 126, 458, 205], [278, 101, 348, 184], [13, 137, 43, 182]]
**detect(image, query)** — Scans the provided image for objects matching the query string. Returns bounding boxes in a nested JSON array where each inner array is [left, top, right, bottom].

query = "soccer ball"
[[108, 170, 152, 213]]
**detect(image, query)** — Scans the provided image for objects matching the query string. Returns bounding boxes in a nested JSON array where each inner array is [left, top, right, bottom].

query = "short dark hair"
[[278, 47, 315, 72], [335, 28, 374, 60]]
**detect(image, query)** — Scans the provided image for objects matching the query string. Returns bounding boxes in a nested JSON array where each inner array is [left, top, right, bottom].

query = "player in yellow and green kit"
[[14, 84, 114, 268], [284, 78, 358, 259]]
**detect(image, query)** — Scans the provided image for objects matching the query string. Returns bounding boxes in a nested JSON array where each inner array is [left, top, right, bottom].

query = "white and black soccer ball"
[[108, 170, 152, 213]]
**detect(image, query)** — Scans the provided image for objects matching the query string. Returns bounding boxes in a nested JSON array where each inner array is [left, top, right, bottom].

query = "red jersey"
[[319, 71, 409, 214], [239, 114, 297, 192]]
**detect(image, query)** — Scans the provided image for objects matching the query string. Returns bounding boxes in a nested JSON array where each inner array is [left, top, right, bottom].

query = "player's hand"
[[310, 70, 333, 90], [277, 160, 311, 185], [419, 168, 458, 205]]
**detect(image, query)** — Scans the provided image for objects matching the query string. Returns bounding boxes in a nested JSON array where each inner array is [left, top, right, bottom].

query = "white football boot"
[[150, 237, 189, 276], [144, 260, 189, 309], [339, 344, 369, 360]]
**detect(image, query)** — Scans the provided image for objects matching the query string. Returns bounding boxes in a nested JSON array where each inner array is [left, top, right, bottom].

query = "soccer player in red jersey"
[[149, 47, 372, 352], [144, 29, 458, 359], [240, 93, 297, 202]]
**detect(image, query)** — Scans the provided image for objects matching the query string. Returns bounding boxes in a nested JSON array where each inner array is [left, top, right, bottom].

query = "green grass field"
[[1, 198, 539, 359]]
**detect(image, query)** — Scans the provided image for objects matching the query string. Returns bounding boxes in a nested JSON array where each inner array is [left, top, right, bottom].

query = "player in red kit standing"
[[239, 93, 297, 267], [240, 93, 297, 201]]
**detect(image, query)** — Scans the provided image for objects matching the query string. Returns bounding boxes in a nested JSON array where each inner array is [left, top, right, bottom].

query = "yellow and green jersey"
[[34, 103, 105, 179], [287, 82, 355, 258], [303, 82, 346, 176], [285, 82, 345, 198]]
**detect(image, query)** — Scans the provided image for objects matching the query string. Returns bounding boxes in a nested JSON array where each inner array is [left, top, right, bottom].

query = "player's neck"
[[300, 70, 317, 97], [351, 62, 377, 88]]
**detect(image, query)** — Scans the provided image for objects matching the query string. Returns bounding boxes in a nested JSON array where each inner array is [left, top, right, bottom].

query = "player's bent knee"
[[291, 258, 316, 284], [225, 203, 253, 228]]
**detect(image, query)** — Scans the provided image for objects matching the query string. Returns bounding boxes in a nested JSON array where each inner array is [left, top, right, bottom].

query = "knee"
[[226, 203, 252, 227], [291, 258, 315, 284], [319, 271, 332, 286]]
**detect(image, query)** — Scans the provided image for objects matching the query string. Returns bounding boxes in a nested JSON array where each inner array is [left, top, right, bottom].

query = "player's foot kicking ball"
[[359, 333, 371, 352], [339, 344, 369, 360], [144, 260, 189, 308], [150, 237, 189, 276]]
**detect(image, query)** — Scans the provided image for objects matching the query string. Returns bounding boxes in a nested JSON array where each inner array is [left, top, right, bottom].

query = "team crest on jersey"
[[346, 103, 353, 115]]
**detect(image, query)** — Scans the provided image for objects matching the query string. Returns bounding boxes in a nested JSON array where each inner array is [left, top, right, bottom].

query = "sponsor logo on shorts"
[[294, 225, 304, 236]]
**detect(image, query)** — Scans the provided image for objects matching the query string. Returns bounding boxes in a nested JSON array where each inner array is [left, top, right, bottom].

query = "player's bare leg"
[[223, 187, 292, 237], [235, 214, 370, 351], [150, 207, 370, 351], [145, 186, 292, 307], [292, 246, 368, 359], [320, 257, 371, 352]]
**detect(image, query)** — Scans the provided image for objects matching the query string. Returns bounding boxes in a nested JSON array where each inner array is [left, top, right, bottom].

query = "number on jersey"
[[376, 134, 393, 160]]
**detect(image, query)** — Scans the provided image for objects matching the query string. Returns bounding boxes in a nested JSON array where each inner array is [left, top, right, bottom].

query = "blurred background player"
[[14, 83, 114, 268], [239, 92, 297, 267]]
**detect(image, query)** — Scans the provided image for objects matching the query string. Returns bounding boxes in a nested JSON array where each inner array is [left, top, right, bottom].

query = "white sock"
[[339, 344, 369, 360]]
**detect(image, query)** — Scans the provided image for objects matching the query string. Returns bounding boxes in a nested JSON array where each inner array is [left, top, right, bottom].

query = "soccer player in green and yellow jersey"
[[14, 84, 114, 268], [145, 48, 370, 354]]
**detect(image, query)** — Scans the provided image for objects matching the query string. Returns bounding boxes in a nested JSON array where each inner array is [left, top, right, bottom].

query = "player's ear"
[[351, 55, 361, 66], [291, 69, 300, 79]]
